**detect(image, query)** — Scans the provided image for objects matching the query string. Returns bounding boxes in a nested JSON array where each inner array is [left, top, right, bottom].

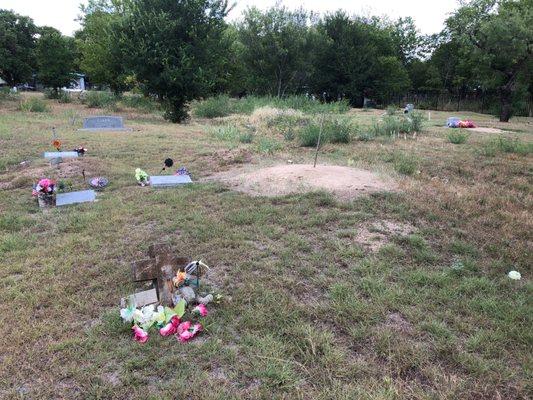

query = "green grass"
[[299, 116, 356, 147], [83, 90, 118, 108], [481, 136, 533, 156], [0, 97, 531, 398]]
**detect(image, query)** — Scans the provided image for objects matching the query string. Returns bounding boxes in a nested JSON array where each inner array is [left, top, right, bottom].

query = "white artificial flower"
[[508, 271, 521, 280]]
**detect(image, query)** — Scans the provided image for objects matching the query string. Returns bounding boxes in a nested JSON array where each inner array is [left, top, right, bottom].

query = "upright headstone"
[[79, 116, 132, 132]]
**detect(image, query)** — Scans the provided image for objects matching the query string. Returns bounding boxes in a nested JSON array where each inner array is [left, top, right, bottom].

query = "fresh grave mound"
[[209, 164, 396, 199]]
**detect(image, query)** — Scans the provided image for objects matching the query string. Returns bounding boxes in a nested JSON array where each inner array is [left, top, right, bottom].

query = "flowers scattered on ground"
[[120, 296, 210, 344], [32, 178, 56, 196]]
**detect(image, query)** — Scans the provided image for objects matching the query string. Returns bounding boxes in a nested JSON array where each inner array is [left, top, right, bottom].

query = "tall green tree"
[[36, 27, 75, 95], [312, 12, 409, 105], [121, 0, 229, 122], [447, 0, 533, 121], [0, 9, 37, 86], [237, 6, 316, 97], [77, 0, 129, 94]]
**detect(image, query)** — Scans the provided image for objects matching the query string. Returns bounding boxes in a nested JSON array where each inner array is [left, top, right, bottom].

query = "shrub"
[[121, 94, 158, 112], [447, 130, 469, 144], [211, 125, 241, 141], [0, 87, 19, 102], [299, 116, 356, 147], [239, 131, 254, 143], [372, 112, 425, 137], [83, 91, 117, 108], [483, 136, 533, 156], [18, 97, 48, 112], [257, 137, 282, 154], [393, 154, 418, 175], [386, 105, 397, 116], [409, 111, 425, 133], [57, 91, 72, 104], [193, 95, 232, 118]]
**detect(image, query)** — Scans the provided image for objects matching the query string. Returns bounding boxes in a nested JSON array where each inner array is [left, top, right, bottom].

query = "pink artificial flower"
[[176, 322, 203, 342], [132, 325, 149, 344], [38, 178, 54, 189], [159, 315, 180, 336], [193, 304, 208, 317]]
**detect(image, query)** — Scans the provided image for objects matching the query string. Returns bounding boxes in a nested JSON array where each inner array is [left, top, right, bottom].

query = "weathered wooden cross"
[[131, 243, 190, 306]]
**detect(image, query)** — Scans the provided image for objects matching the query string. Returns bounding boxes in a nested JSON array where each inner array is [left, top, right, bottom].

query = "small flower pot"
[[37, 193, 56, 208]]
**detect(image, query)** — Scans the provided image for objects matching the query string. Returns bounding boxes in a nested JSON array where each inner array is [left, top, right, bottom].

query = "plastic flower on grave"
[[176, 321, 203, 342], [52, 139, 62, 151], [172, 271, 187, 287], [135, 168, 149, 183], [74, 146, 87, 156], [160, 315, 180, 336], [132, 325, 149, 343], [133, 304, 155, 329], [34, 178, 56, 195], [508, 270, 521, 280], [120, 303, 136, 323], [193, 304, 208, 317]]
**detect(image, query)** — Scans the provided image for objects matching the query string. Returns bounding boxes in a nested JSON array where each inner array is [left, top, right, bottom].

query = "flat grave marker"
[[149, 175, 192, 188], [44, 151, 79, 159], [79, 116, 132, 132], [56, 190, 96, 206]]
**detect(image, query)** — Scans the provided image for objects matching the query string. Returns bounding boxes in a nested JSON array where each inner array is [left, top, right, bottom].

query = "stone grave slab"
[[44, 151, 78, 159], [120, 288, 158, 308], [56, 190, 96, 206], [149, 175, 192, 188], [78, 116, 132, 132]]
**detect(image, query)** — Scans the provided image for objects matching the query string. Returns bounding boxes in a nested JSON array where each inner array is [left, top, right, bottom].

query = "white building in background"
[[63, 73, 86, 92]]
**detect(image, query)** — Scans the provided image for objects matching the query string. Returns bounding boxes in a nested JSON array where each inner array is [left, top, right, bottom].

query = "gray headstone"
[[79, 116, 132, 131], [56, 190, 96, 206], [44, 151, 78, 159], [149, 175, 192, 188]]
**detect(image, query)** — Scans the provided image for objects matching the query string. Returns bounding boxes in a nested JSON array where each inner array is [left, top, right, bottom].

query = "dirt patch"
[[206, 164, 396, 199], [384, 312, 415, 335], [468, 127, 505, 134], [355, 220, 415, 252]]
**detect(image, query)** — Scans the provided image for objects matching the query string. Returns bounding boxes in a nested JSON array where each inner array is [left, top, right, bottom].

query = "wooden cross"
[[131, 243, 190, 306]]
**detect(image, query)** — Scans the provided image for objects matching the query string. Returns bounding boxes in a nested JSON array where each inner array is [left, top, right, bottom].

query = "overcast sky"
[[1, 0, 459, 36]]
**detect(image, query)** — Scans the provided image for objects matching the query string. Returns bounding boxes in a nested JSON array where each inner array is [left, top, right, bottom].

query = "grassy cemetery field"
[[0, 92, 532, 398]]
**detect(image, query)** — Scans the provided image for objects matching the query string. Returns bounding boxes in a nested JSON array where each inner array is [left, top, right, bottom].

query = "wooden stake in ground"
[[313, 114, 325, 168]]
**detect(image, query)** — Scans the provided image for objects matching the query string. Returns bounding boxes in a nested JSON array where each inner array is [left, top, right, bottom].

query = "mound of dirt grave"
[[206, 164, 397, 199]]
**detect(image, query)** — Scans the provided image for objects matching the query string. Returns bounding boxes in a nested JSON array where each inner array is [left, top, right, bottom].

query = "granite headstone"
[[79, 116, 132, 131]]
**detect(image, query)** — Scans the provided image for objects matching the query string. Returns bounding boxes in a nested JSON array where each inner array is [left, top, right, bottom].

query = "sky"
[[1, 0, 460, 36]]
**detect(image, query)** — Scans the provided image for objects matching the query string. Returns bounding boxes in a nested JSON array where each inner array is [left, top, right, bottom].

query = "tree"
[[312, 12, 408, 106], [77, 0, 129, 94], [237, 6, 316, 97], [447, 0, 533, 121], [36, 27, 75, 95], [121, 0, 229, 122], [0, 9, 37, 86]]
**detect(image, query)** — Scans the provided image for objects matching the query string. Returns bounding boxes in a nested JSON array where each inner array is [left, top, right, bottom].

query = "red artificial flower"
[[132, 325, 149, 344]]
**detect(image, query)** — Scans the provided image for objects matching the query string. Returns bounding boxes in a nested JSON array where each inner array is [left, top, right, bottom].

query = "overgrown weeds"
[[447, 130, 469, 144], [299, 116, 356, 147], [481, 136, 532, 156], [18, 97, 48, 112], [82, 91, 118, 108]]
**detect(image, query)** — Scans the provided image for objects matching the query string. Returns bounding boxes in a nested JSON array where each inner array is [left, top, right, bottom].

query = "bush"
[[193, 95, 232, 118], [121, 94, 158, 112], [299, 116, 356, 147], [0, 87, 19, 102], [18, 97, 48, 112], [211, 125, 241, 141], [83, 91, 117, 108], [393, 154, 418, 175], [57, 91, 72, 104], [482, 136, 533, 156], [386, 105, 397, 116], [447, 130, 469, 144], [257, 137, 282, 154], [239, 131, 254, 143], [372, 112, 425, 137]]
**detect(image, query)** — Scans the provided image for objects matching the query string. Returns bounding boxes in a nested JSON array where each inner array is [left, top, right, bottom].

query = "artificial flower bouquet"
[[52, 139, 62, 151], [135, 168, 149, 186], [74, 146, 88, 156], [120, 298, 209, 344], [32, 178, 57, 207]]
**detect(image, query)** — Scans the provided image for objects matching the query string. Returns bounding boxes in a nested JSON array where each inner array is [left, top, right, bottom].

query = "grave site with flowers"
[[0, 92, 531, 399]]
